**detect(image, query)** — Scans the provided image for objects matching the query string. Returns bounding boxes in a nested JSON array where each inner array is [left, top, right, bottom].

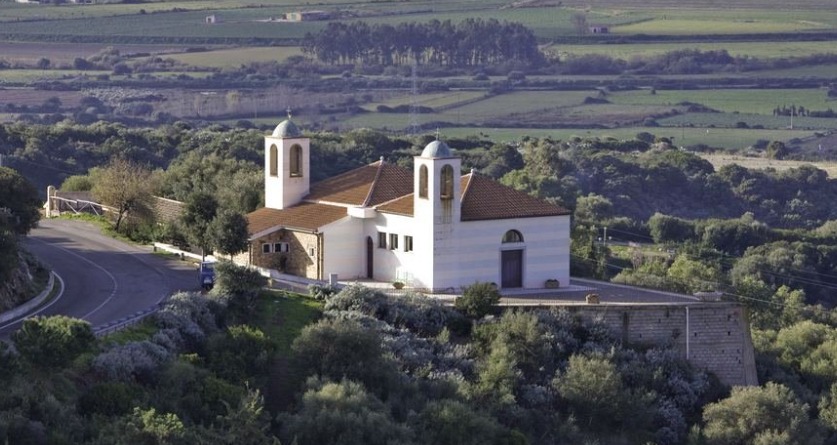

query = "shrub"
[[206, 325, 274, 382], [92, 341, 172, 383], [455, 282, 501, 318], [12, 315, 95, 368], [78, 382, 141, 417], [308, 283, 340, 300]]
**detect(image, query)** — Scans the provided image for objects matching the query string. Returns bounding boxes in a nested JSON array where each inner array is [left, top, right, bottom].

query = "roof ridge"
[[374, 191, 414, 209], [361, 159, 386, 207], [460, 172, 474, 200]]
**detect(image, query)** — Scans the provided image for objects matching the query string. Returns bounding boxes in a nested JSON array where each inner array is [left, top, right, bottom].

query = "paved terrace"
[[265, 272, 701, 306], [152, 242, 702, 305]]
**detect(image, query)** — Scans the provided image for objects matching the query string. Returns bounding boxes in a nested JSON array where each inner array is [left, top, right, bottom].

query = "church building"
[[240, 118, 571, 292]]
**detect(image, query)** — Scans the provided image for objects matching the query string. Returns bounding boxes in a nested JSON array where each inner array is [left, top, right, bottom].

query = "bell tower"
[[264, 112, 310, 209], [413, 139, 461, 289]]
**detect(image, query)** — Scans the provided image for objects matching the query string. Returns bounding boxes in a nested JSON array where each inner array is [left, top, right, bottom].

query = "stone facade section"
[[245, 229, 319, 279], [560, 303, 757, 387]]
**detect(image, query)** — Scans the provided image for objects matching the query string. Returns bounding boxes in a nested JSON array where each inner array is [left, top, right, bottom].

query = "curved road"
[[0, 219, 198, 336]]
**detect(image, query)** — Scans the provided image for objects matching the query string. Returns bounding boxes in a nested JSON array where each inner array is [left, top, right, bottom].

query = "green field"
[[164, 46, 302, 68], [701, 153, 837, 177], [614, 18, 826, 35], [6, 1, 837, 43], [343, 90, 596, 129], [363, 91, 486, 111], [552, 41, 837, 61], [608, 89, 832, 115], [0, 69, 89, 82], [442, 126, 816, 150]]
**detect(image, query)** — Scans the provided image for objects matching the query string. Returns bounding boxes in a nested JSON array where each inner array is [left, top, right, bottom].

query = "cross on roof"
[[286, 107, 292, 120]]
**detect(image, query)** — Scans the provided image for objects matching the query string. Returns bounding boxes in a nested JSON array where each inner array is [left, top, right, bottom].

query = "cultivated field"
[[551, 41, 837, 61], [0, 42, 194, 66], [608, 89, 833, 115], [701, 153, 837, 177], [440, 126, 816, 151], [163, 46, 302, 68]]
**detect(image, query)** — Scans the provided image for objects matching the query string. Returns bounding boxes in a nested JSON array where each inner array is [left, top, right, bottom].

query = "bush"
[[206, 325, 274, 382], [92, 340, 172, 383], [12, 315, 95, 368], [308, 283, 340, 300], [78, 382, 141, 417], [211, 261, 267, 320], [455, 282, 501, 318]]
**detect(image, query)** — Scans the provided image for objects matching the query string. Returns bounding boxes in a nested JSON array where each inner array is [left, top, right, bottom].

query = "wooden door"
[[501, 249, 523, 288], [366, 236, 374, 279]]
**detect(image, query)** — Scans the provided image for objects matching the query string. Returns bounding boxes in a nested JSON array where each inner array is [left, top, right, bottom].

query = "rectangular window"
[[274, 242, 289, 253], [262, 243, 271, 254], [389, 233, 399, 250], [404, 235, 413, 252], [378, 232, 387, 249]]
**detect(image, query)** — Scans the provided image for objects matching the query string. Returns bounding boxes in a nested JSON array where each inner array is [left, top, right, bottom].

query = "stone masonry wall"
[[561, 303, 757, 387], [249, 229, 319, 279]]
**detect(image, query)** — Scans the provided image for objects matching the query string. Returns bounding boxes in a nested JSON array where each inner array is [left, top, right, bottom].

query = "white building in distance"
[[240, 118, 571, 292]]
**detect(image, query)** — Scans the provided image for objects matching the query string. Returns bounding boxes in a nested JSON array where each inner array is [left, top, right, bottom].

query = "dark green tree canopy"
[[0, 167, 40, 235]]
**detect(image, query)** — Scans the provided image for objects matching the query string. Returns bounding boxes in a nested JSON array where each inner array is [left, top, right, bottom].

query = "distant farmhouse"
[[588, 24, 610, 34], [237, 118, 571, 292], [285, 10, 331, 22]]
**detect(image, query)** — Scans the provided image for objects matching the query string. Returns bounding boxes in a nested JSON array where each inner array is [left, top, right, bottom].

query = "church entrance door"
[[501, 249, 523, 288], [366, 236, 374, 279]]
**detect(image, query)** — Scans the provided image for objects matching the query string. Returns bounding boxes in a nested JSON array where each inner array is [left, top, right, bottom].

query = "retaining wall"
[[559, 303, 757, 387]]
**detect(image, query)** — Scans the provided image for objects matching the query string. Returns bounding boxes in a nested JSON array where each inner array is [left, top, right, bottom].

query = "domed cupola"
[[272, 118, 302, 138], [421, 140, 454, 158]]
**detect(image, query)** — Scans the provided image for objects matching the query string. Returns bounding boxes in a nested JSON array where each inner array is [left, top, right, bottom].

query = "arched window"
[[502, 230, 524, 243], [440, 164, 453, 200], [419, 165, 428, 199], [290, 144, 303, 177], [269, 145, 278, 177]]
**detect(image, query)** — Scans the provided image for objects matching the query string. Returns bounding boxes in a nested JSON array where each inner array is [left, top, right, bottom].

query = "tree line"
[[301, 19, 543, 66]]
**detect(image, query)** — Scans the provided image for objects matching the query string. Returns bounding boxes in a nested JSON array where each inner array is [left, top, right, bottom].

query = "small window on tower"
[[389, 233, 399, 250], [290, 144, 303, 177], [378, 232, 387, 249], [440, 164, 453, 200], [269, 145, 278, 177], [404, 235, 413, 252], [419, 165, 428, 199]]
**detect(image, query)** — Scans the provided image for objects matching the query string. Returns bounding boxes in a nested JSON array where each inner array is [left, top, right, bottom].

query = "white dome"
[[421, 140, 453, 158], [271, 119, 302, 138]]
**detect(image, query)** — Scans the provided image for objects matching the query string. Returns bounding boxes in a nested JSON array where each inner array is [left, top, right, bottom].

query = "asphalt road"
[[0, 219, 198, 336]]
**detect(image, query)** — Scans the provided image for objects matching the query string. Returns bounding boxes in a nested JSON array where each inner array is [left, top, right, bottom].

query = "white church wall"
[[365, 213, 423, 286], [321, 216, 365, 280], [434, 214, 571, 290]]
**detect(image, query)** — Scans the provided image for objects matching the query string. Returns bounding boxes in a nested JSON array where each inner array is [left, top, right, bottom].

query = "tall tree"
[[91, 158, 154, 233], [0, 166, 41, 235], [180, 191, 219, 260], [208, 209, 249, 260]]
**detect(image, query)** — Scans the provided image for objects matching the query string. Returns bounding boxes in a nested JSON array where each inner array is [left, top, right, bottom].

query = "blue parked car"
[[199, 261, 216, 291]]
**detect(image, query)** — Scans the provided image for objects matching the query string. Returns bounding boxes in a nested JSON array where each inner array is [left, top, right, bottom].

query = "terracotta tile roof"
[[377, 174, 568, 221], [306, 161, 413, 206], [376, 193, 414, 216], [460, 173, 571, 221], [246, 202, 347, 236], [365, 162, 414, 206]]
